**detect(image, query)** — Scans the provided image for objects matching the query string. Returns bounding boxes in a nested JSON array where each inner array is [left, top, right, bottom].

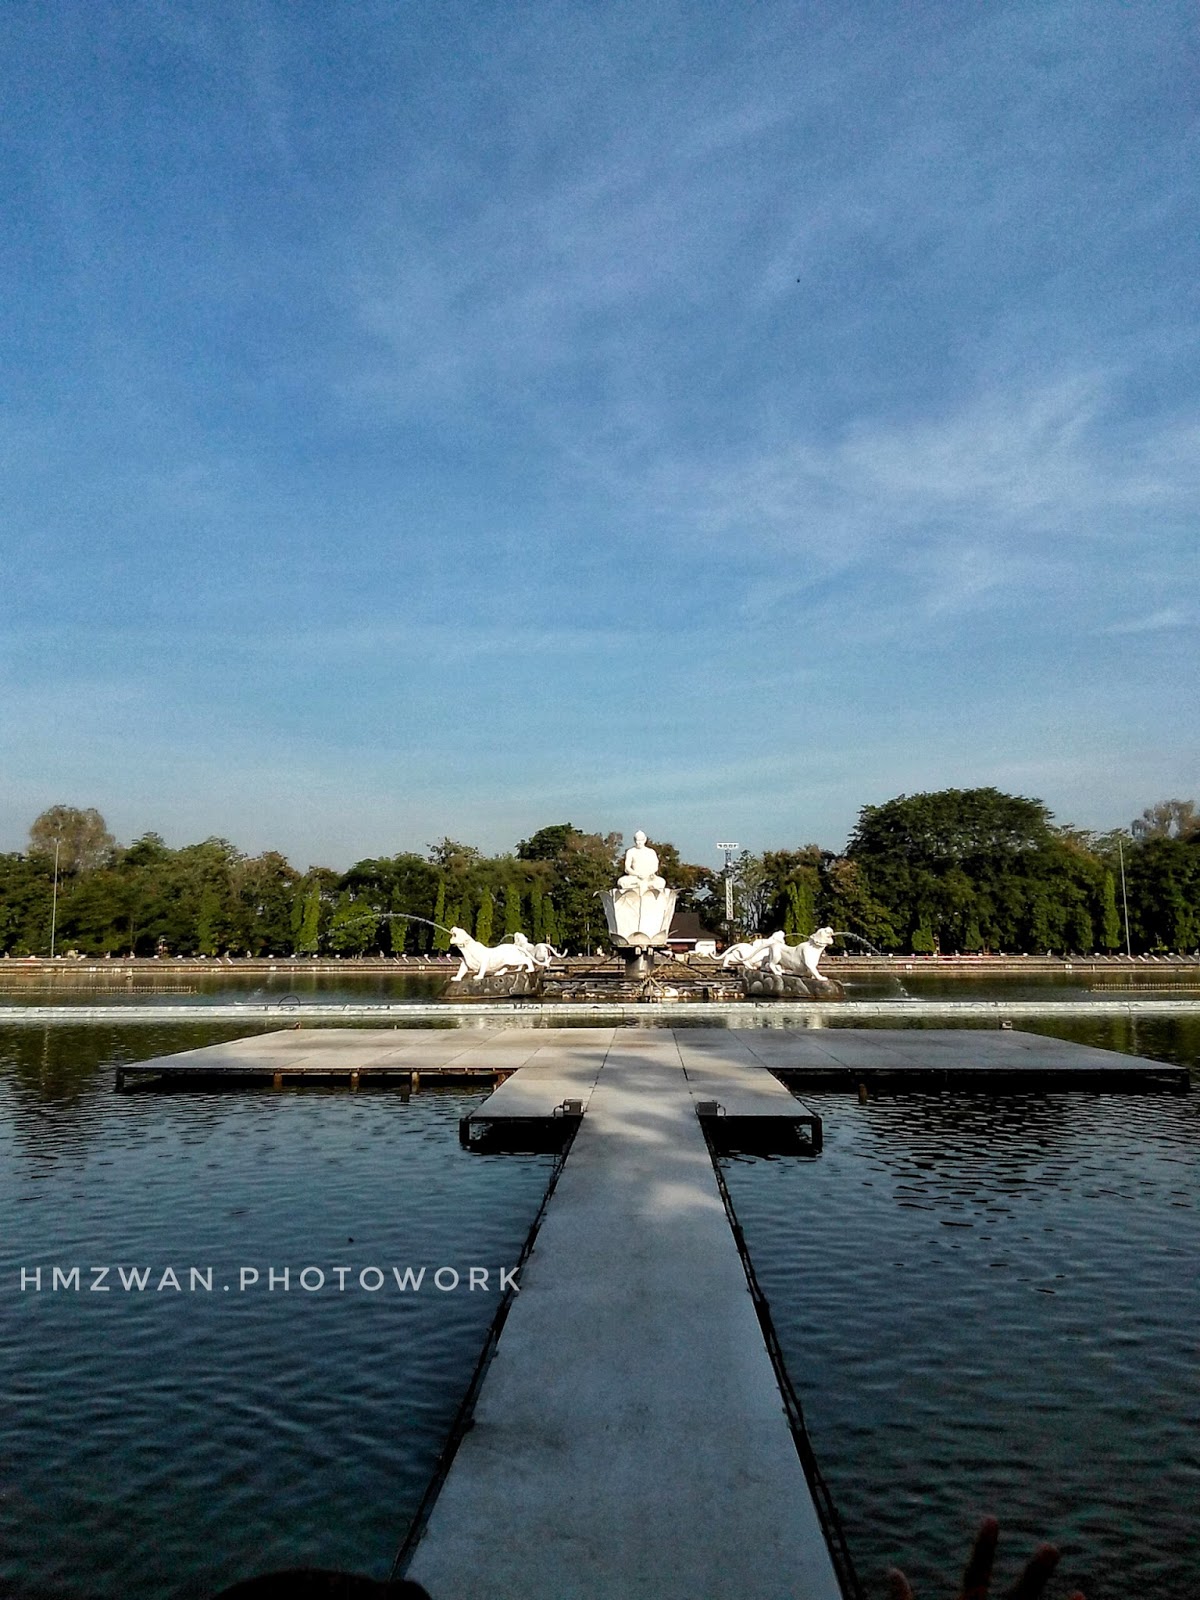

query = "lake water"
[[2, 962, 1199, 1007], [0, 1024, 555, 1597], [1, 1015, 1197, 1598], [722, 1078, 1199, 1599]]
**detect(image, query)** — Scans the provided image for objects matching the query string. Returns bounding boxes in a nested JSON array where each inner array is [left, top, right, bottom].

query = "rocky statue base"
[[740, 969, 845, 1001], [448, 969, 544, 1000]]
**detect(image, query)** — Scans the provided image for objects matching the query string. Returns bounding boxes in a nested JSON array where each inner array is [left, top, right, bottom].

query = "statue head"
[[633, 830, 647, 846], [811, 926, 835, 949]]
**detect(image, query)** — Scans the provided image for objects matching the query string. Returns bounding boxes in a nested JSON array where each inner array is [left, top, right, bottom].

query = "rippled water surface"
[[4, 962, 1199, 1006], [0, 1025, 555, 1598], [0, 970, 449, 1007], [722, 1062, 1200, 1598]]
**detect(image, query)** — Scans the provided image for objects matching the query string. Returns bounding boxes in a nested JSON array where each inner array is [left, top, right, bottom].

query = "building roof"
[[668, 911, 720, 944]]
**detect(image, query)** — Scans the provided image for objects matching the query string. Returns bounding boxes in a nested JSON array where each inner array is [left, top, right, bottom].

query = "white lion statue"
[[449, 927, 538, 982], [512, 932, 565, 969]]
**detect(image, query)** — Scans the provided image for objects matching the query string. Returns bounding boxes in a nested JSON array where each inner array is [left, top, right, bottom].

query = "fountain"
[[442, 830, 848, 1005], [829, 929, 910, 999]]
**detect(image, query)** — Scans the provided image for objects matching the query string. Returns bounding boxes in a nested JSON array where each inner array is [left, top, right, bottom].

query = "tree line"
[[2, 794, 1198, 959]]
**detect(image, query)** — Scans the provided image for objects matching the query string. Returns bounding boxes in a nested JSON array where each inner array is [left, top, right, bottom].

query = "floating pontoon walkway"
[[740, 1025, 1190, 1091], [455, 1028, 822, 1152], [405, 1031, 843, 1600], [457, 1031, 610, 1150], [113, 1023, 1189, 1092]]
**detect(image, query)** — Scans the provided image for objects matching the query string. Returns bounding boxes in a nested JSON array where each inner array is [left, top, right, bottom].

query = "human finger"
[[961, 1516, 1000, 1599], [1005, 1542, 1060, 1600], [887, 1568, 916, 1600]]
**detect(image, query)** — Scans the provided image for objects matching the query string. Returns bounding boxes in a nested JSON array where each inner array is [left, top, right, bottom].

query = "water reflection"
[[721, 1078, 1200, 1600], [0, 1026, 555, 1599]]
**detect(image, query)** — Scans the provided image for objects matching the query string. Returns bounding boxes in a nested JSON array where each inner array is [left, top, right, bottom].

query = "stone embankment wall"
[[1, 952, 1198, 980]]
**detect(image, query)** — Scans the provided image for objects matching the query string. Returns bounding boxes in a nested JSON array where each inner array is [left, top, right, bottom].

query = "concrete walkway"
[[406, 1031, 842, 1600]]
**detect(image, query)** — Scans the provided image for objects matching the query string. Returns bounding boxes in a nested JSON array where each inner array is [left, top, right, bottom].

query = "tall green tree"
[[1068, 904, 1094, 951], [783, 878, 815, 943], [474, 889, 495, 946], [295, 885, 321, 954], [1099, 871, 1121, 952], [196, 886, 221, 955], [0, 853, 53, 954], [232, 852, 299, 954], [518, 824, 619, 950], [818, 858, 898, 948], [432, 881, 450, 951], [28, 806, 116, 873], [328, 894, 377, 954], [1127, 836, 1200, 950], [847, 788, 1093, 953]]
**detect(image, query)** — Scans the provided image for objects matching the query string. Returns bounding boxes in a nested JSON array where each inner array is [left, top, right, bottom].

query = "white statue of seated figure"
[[617, 832, 666, 900], [604, 829, 676, 943]]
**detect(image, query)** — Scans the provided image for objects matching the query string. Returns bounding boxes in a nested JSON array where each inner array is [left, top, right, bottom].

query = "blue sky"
[[2, 0, 1196, 869]]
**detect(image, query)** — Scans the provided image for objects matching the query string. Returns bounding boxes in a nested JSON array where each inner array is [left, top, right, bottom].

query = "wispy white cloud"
[[1103, 607, 1192, 635], [625, 373, 1200, 627], [650, 374, 1197, 543]]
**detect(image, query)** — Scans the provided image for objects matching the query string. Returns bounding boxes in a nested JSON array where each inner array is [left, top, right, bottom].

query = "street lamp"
[[49, 837, 61, 959], [716, 842, 740, 929], [1117, 836, 1133, 959]]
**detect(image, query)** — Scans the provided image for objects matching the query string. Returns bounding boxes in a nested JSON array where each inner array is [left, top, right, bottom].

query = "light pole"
[[49, 837, 61, 959], [716, 842, 740, 931], [1117, 836, 1132, 958]]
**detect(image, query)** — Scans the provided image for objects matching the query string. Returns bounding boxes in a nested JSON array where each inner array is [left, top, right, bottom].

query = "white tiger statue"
[[448, 927, 538, 982], [511, 932, 565, 969], [722, 926, 836, 985], [720, 932, 783, 970], [763, 926, 836, 983]]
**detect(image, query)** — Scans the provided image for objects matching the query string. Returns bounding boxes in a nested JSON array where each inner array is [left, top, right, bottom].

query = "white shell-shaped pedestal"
[[601, 885, 678, 948]]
